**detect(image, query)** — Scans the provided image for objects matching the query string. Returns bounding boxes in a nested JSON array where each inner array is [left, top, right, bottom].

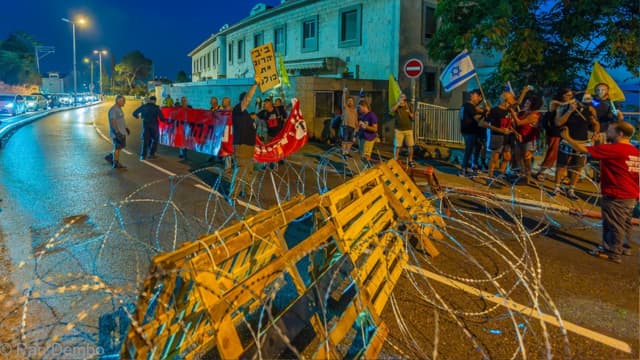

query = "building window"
[[422, 70, 436, 97], [302, 16, 318, 52], [237, 39, 245, 61], [228, 41, 234, 64], [214, 47, 220, 66], [274, 25, 286, 55], [423, 4, 437, 42], [339, 5, 361, 47], [254, 32, 264, 47]]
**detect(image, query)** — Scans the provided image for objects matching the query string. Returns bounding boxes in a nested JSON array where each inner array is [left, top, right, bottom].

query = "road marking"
[[193, 183, 263, 212], [405, 265, 632, 354], [140, 160, 176, 176]]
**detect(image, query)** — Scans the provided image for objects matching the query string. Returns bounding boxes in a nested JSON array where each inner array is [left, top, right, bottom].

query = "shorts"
[[488, 134, 511, 153], [518, 141, 535, 153], [112, 134, 126, 150], [359, 138, 376, 158], [394, 129, 415, 148], [341, 126, 355, 143], [557, 140, 588, 168]]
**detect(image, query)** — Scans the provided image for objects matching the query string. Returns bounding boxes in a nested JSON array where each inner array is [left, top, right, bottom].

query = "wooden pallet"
[[122, 160, 444, 359]]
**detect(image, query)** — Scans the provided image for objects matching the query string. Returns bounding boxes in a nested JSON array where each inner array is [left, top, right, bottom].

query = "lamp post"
[[94, 49, 107, 96], [61, 17, 86, 97], [83, 57, 94, 94]]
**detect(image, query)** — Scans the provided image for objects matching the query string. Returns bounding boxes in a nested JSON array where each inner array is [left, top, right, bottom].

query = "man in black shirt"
[[231, 78, 259, 198], [257, 98, 284, 142], [481, 92, 517, 183], [459, 89, 488, 176], [133, 96, 166, 160]]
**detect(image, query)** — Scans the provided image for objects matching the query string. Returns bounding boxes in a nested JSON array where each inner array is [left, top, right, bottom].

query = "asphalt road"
[[0, 103, 637, 359]]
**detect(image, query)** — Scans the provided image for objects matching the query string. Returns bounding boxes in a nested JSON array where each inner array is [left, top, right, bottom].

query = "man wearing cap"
[[133, 95, 167, 160]]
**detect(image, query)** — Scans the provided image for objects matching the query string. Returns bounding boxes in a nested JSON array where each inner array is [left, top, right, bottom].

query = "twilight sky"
[[1, 0, 280, 80]]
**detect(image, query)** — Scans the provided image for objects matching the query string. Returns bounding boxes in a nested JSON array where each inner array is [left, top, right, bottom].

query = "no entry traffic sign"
[[404, 58, 424, 78]]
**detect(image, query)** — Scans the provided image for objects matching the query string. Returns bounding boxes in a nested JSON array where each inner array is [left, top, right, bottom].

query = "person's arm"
[[241, 76, 259, 111], [554, 102, 576, 127], [480, 111, 510, 134], [517, 86, 530, 106], [157, 106, 167, 123], [342, 87, 349, 108], [133, 106, 142, 119], [560, 127, 588, 153]]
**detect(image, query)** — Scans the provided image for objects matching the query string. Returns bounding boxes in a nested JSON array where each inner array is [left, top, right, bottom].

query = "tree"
[[0, 32, 41, 86], [427, 0, 639, 99], [175, 70, 189, 83], [114, 50, 152, 92]]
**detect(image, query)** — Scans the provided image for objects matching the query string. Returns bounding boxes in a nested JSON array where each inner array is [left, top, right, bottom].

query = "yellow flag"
[[388, 74, 401, 112], [278, 53, 290, 87], [586, 62, 625, 102]]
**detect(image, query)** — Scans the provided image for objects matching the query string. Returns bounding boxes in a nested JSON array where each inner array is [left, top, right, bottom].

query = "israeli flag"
[[439, 50, 476, 92]]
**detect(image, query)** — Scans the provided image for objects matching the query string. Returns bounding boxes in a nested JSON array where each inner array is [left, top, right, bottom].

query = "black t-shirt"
[[558, 105, 592, 141], [460, 102, 483, 135], [593, 99, 618, 125], [258, 109, 283, 137], [486, 107, 510, 135], [232, 103, 256, 146]]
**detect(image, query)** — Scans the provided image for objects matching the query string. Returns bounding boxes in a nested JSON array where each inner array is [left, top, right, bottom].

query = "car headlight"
[[5, 103, 14, 108]]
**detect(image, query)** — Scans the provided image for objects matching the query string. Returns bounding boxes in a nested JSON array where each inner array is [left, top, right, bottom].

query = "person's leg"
[[538, 136, 560, 177], [500, 149, 511, 175], [393, 130, 401, 160], [406, 130, 415, 163], [141, 127, 150, 159], [149, 126, 159, 156], [461, 133, 475, 174], [601, 198, 634, 259]]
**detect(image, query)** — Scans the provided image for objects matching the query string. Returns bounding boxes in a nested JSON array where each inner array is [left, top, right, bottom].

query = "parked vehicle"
[[25, 95, 48, 111], [58, 93, 73, 106], [0, 94, 26, 116]]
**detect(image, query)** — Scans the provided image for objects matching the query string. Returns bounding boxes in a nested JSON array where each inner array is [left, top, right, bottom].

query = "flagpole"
[[474, 74, 491, 107]]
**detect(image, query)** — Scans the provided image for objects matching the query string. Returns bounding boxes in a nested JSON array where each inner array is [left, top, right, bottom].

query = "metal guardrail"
[[414, 105, 639, 146], [414, 102, 463, 146]]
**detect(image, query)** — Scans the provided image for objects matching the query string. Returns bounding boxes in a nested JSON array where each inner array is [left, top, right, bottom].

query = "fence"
[[414, 102, 463, 146], [122, 159, 443, 359]]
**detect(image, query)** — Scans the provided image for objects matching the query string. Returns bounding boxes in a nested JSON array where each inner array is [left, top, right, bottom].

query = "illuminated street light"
[[83, 57, 94, 93], [93, 49, 107, 96], [61, 16, 87, 97]]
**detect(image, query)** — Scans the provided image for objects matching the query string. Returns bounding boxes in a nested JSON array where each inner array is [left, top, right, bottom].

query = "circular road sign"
[[404, 58, 424, 78]]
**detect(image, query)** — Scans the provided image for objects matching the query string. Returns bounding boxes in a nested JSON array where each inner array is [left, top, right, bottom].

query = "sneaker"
[[148, 155, 158, 160], [566, 189, 579, 200], [622, 244, 632, 256], [104, 153, 113, 164], [408, 160, 417, 168], [458, 169, 467, 177], [112, 161, 126, 169], [139, 156, 145, 161]]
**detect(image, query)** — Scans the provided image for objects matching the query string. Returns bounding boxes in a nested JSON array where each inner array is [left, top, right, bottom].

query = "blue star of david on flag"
[[439, 50, 476, 92]]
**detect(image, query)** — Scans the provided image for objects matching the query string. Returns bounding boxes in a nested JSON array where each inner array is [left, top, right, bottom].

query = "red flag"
[[254, 98, 308, 162]]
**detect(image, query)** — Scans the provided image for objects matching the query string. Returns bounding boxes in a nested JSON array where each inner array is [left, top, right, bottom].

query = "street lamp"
[[93, 49, 107, 96], [83, 57, 94, 94], [61, 17, 86, 97]]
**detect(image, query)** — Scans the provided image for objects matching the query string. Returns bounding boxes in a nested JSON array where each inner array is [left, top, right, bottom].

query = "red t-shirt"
[[587, 142, 640, 199]]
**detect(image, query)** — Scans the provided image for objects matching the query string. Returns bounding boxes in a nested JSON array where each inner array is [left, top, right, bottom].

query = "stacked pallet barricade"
[[122, 160, 444, 359]]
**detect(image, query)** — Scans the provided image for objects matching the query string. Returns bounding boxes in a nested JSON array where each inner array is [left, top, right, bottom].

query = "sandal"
[[589, 246, 622, 263]]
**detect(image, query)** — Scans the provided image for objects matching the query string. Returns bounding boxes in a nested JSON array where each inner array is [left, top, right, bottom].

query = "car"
[[0, 94, 27, 116], [25, 95, 48, 111], [58, 93, 73, 106]]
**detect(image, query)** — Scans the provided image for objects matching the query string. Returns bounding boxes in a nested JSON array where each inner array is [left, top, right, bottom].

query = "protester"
[[133, 95, 166, 160], [107, 95, 129, 169], [357, 99, 378, 162], [534, 93, 565, 181], [481, 92, 517, 184], [162, 94, 174, 107], [593, 82, 624, 143], [274, 97, 288, 120], [231, 77, 260, 198], [551, 89, 599, 199], [391, 93, 416, 167], [258, 98, 284, 143], [459, 89, 488, 176], [178, 96, 192, 159], [511, 94, 542, 183], [560, 121, 639, 263], [341, 86, 359, 158]]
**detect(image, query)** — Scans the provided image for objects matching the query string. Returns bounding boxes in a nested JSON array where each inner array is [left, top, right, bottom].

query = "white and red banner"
[[159, 108, 233, 156], [158, 98, 307, 161], [254, 98, 307, 162]]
